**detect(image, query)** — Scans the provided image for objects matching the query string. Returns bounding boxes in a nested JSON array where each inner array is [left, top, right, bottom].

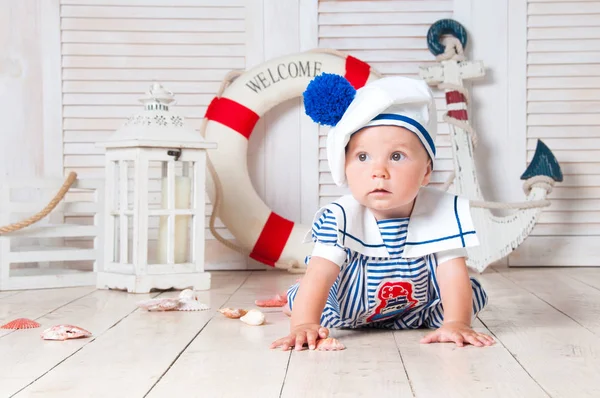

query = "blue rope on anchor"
[[427, 19, 468, 56]]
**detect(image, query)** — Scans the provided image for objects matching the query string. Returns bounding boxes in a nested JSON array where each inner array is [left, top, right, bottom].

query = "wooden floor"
[[1, 266, 600, 397]]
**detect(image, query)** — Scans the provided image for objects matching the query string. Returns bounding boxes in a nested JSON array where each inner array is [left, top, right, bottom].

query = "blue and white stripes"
[[288, 214, 487, 330]]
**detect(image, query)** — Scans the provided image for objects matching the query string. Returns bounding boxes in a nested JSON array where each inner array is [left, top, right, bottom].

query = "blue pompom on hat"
[[302, 73, 356, 127]]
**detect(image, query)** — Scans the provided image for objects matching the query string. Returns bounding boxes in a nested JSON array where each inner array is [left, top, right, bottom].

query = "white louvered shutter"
[[59, 0, 248, 266], [517, 0, 600, 265], [317, 0, 455, 206]]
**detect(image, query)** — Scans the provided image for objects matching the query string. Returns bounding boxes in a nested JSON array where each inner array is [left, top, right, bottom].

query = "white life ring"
[[203, 49, 381, 271]]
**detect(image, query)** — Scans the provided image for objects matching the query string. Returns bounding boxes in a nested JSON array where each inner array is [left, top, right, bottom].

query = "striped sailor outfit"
[[287, 187, 487, 329]]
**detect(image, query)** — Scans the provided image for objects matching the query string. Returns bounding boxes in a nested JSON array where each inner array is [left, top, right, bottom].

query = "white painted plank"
[[145, 272, 293, 397], [499, 268, 600, 335], [528, 27, 600, 40], [0, 291, 20, 300], [319, 12, 451, 25], [62, 55, 244, 69], [348, 49, 435, 62], [62, 105, 206, 119], [532, 223, 600, 235], [538, 211, 600, 223], [528, 63, 600, 76], [528, 125, 600, 138], [528, 52, 600, 65], [61, 5, 245, 19], [62, 43, 244, 56], [0, 289, 158, 397], [41, 0, 63, 177], [477, 271, 600, 397], [281, 330, 413, 397], [563, 267, 600, 290], [62, 30, 244, 44], [319, 1, 452, 13], [529, 2, 600, 14], [62, 68, 229, 81], [509, 236, 600, 266], [527, 90, 600, 102], [61, 18, 245, 32], [528, 14, 600, 28], [60, 0, 244, 5], [528, 101, 600, 114], [320, 37, 429, 50], [526, 138, 600, 150], [0, 287, 94, 337], [528, 39, 600, 52], [394, 323, 548, 397], [319, 25, 430, 38], [63, 81, 221, 94], [62, 93, 214, 106], [16, 290, 231, 397]]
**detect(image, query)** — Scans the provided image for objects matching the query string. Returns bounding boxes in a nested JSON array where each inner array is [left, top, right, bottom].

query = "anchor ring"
[[426, 19, 468, 56]]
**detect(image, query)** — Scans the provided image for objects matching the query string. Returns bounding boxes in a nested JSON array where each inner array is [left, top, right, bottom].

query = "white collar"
[[304, 187, 479, 258]]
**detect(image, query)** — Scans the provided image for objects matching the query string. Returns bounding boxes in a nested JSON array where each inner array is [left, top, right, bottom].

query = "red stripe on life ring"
[[344, 56, 371, 89], [249, 212, 294, 267], [205, 97, 260, 140]]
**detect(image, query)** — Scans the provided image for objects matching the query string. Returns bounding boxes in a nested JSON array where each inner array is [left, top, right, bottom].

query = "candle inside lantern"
[[157, 173, 191, 264]]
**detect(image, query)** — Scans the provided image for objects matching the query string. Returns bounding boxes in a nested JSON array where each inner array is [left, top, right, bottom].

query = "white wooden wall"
[[2, 0, 599, 269], [507, 0, 600, 266]]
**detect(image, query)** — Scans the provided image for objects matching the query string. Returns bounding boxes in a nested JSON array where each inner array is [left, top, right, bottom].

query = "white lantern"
[[96, 83, 216, 293]]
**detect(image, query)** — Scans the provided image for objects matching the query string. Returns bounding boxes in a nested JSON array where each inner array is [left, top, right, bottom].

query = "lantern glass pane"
[[112, 214, 119, 263], [114, 160, 134, 212], [148, 215, 160, 265]]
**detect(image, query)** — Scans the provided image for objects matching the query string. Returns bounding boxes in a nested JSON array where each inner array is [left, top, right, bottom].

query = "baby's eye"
[[391, 152, 405, 161], [358, 153, 368, 162]]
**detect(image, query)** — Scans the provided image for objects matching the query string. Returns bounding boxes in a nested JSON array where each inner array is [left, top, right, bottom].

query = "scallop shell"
[[255, 294, 287, 308], [136, 297, 180, 311], [315, 337, 345, 351], [240, 309, 265, 326], [178, 289, 197, 301], [41, 324, 92, 341], [218, 308, 248, 319], [1, 318, 41, 330], [177, 300, 209, 311]]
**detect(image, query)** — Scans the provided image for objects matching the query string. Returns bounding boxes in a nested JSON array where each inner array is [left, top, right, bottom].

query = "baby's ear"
[[421, 161, 433, 186]]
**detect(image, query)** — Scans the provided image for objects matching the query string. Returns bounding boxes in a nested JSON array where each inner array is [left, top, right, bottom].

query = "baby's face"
[[344, 125, 432, 219]]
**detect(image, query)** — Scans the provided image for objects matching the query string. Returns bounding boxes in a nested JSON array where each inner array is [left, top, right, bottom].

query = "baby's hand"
[[270, 323, 329, 351], [420, 321, 495, 347]]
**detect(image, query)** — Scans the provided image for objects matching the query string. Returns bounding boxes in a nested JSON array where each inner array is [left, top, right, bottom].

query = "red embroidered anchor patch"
[[367, 280, 419, 323]]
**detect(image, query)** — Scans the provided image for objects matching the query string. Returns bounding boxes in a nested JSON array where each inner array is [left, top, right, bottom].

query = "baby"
[[271, 74, 494, 351]]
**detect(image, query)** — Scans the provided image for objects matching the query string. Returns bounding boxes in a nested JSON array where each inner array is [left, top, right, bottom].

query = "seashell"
[[255, 294, 288, 308], [240, 309, 265, 326], [315, 337, 345, 351], [178, 289, 197, 301], [137, 297, 181, 311], [218, 308, 248, 319], [1, 318, 41, 330], [177, 300, 209, 312], [41, 324, 92, 341]]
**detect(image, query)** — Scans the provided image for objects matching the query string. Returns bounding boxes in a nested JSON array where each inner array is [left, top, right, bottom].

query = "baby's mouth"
[[370, 188, 390, 194]]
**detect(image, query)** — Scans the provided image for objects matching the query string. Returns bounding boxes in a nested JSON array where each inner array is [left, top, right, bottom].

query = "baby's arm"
[[271, 256, 340, 351], [420, 256, 495, 347]]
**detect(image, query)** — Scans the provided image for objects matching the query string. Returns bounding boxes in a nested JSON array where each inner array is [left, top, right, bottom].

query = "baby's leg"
[[423, 277, 488, 328]]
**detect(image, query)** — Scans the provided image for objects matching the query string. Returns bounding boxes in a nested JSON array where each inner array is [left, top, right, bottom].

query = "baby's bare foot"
[[315, 337, 345, 351]]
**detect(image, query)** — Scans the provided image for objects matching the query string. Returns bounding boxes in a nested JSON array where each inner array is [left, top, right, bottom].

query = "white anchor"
[[419, 20, 563, 272]]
